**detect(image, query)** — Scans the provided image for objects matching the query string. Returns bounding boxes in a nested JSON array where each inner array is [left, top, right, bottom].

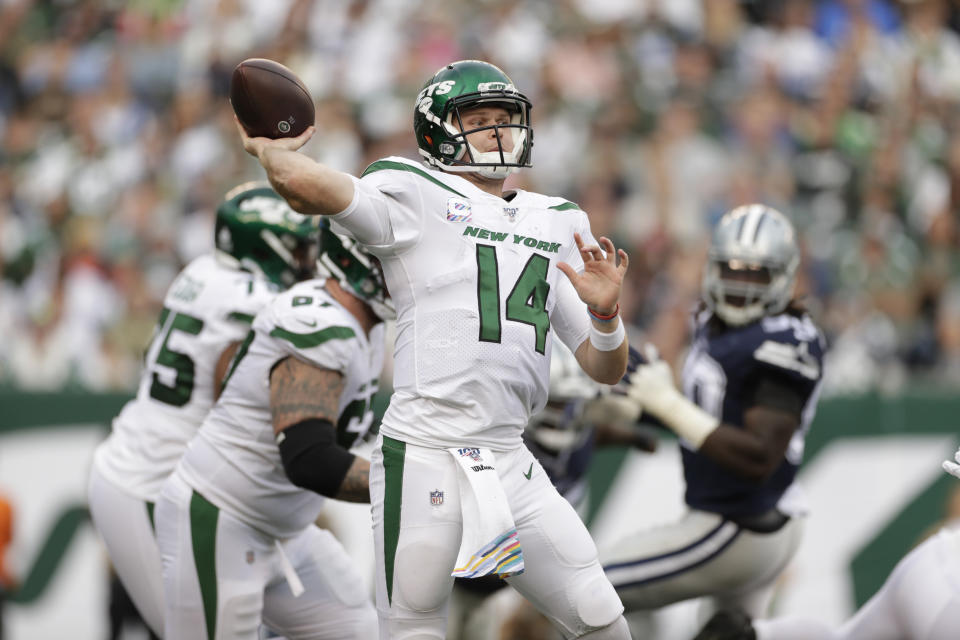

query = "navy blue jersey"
[[680, 309, 826, 517]]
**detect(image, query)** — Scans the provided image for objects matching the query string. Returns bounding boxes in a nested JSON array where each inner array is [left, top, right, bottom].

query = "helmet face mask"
[[215, 183, 321, 288], [702, 204, 800, 326], [414, 61, 533, 179], [317, 224, 395, 321]]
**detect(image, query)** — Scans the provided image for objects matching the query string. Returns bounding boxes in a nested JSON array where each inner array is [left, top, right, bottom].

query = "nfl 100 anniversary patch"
[[446, 197, 472, 223]]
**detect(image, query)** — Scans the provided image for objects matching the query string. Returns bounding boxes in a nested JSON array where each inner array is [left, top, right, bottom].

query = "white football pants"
[[754, 526, 960, 640], [156, 472, 377, 640], [602, 509, 804, 619], [88, 462, 165, 636], [370, 434, 628, 640]]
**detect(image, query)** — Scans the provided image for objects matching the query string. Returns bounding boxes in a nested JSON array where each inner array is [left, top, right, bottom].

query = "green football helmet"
[[413, 60, 533, 179], [317, 222, 395, 321], [215, 182, 320, 288]]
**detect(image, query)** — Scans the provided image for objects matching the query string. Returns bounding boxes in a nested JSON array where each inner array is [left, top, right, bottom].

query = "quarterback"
[[87, 184, 319, 635], [155, 223, 391, 639], [239, 60, 631, 639], [602, 205, 826, 628]]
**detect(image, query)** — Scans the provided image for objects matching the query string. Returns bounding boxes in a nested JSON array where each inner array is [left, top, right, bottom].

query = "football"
[[230, 58, 315, 139]]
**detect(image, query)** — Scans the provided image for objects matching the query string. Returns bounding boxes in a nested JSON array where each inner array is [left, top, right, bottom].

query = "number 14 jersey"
[[330, 156, 596, 450]]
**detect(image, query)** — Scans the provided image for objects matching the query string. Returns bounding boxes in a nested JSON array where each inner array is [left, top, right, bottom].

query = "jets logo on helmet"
[[702, 204, 800, 326], [317, 222, 395, 321], [413, 60, 533, 179], [215, 182, 320, 288]]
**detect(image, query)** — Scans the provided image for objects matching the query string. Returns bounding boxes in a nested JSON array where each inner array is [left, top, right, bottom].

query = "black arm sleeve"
[[276, 418, 356, 498]]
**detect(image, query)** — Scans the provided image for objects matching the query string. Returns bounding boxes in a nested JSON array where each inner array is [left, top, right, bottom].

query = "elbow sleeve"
[[276, 418, 355, 498]]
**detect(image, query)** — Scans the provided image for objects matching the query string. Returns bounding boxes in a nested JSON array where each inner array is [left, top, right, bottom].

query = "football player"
[[694, 448, 960, 640], [601, 205, 827, 627], [87, 183, 319, 635], [154, 222, 392, 639], [238, 60, 632, 639], [448, 340, 658, 640]]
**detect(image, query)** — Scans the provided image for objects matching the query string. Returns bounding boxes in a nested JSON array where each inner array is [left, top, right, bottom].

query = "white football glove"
[[627, 343, 680, 419], [943, 448, 960, 479], [627, 343, 719, 449], [583, 393, 642, 426]]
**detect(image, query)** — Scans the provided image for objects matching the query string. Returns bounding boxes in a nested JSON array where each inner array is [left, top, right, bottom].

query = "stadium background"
[[1, 0, 959, 638]]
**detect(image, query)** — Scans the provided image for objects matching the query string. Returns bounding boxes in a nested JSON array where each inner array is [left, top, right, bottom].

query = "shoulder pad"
[[360, 156, 468, 198], [750, 313, 825, 381], [262, 283, 361, 372], [753, 339, 821, 381], [548, 200, 582, 212]]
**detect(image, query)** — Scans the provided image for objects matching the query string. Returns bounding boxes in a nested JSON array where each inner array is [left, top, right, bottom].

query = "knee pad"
[[381, 614, 448, 640], [572, 569, 624, 630], [219, 592, 263, 638], [574, 615, 630, 640]]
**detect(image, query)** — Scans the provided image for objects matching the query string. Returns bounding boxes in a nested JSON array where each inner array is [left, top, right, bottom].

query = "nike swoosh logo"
[[297, 318, 318, 328], [523, 463, 533, 480]]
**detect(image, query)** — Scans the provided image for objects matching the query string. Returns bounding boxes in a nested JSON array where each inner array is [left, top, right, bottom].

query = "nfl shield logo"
[[430, 490, 444, 506], [245, 550, 255, 564]]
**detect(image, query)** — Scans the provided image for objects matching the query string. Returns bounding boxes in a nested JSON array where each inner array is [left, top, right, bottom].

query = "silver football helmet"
[[702, 204, 800, 326]]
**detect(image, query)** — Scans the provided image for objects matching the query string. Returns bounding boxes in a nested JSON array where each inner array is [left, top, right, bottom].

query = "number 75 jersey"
[[330, 156, 597, 450], [93, 255, 277, 501]]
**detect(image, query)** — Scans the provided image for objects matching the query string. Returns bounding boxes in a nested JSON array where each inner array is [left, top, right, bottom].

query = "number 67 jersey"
[[93, 255, 277, 502], [330, 156, 597, 450]]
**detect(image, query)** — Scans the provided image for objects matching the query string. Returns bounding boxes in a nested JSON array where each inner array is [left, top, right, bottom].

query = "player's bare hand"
[[236, 116, 315, 158], [557, 234, 629, 315]]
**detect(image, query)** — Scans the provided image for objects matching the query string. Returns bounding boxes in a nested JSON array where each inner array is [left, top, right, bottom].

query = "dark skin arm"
[[698, 405, 799, 484], [269, 356, 370, 503], [213, 341, 241, 400], [593, 421, 658, 452]]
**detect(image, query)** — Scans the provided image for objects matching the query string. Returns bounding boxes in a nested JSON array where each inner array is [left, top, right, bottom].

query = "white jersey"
[[177, 279, 384, 539], [331, 156, 594, 450], [94, 255, 277, 501]]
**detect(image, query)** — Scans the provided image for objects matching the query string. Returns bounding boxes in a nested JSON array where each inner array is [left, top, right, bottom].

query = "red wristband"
[[588, 303, 619, 322]]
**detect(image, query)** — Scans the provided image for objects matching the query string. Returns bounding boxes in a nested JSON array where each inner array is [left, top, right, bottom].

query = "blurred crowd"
[[1, 0, 959, 394]]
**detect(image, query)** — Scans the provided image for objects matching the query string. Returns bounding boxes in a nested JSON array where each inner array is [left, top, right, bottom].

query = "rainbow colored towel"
[[452, 528, 524, 578]]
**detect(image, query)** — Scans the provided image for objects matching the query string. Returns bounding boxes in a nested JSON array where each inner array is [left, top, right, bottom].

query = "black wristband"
[[276, 418, 355, 498]]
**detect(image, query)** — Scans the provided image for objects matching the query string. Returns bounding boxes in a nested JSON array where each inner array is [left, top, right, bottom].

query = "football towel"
[[448, 447, 525, 579]]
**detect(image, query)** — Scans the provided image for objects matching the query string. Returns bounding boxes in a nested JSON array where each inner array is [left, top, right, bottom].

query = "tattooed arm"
[[269, 356, 370, 503]]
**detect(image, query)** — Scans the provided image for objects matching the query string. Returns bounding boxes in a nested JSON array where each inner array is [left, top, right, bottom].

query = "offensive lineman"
[[601, 205, 827, 627], [238, 60, 632, 639], [694, 447, 960, 640], [87, 184, 319, 635], [154, 222, 391, 639]]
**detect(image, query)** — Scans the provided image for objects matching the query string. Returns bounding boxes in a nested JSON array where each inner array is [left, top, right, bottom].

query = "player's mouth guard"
[[275, 539, 305, 596]]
